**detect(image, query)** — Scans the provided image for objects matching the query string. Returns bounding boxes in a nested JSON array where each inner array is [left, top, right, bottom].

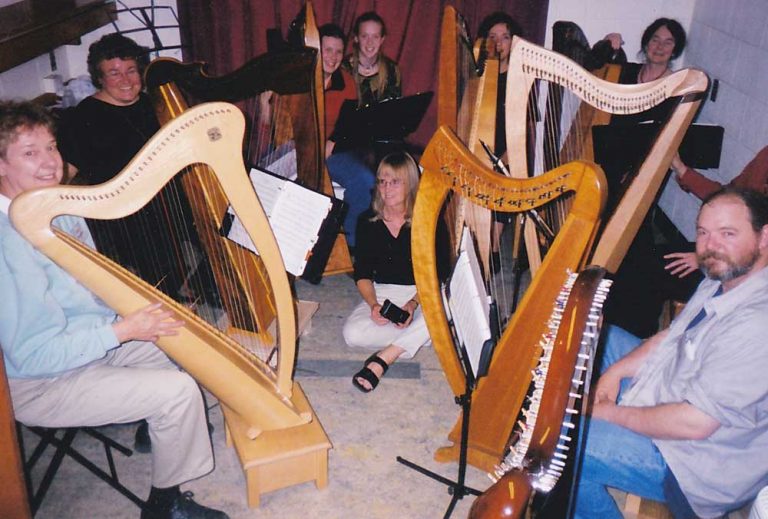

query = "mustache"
[[698, 250, 729, 263]]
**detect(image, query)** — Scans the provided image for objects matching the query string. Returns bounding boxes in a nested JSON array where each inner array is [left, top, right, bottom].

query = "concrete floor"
[[26, 273, 493, 519], [23, 272, 754, 519]]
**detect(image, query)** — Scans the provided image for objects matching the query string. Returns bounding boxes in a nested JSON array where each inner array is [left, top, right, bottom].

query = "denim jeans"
[[573, 325, 668, 519], [326, 150, 375, 248]]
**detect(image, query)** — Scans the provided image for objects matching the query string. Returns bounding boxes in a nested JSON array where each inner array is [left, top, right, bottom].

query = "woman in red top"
[[672, 146, 768, 199]]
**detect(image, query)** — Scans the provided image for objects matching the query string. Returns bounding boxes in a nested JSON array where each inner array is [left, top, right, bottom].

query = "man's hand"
[[664, 251, 699, 278], [592, 398, 618, 422], [594, 370, 622, 405], [113, 302, 183, 343]]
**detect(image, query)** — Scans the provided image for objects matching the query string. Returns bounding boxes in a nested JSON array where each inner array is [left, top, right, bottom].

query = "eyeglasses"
[[376, 178, 404, 188]]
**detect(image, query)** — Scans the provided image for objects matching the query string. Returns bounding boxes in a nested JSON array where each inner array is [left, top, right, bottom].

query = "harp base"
[[223, 382, 331, 508], [321, 233, 353, 276], [433, 441, 501, 474]]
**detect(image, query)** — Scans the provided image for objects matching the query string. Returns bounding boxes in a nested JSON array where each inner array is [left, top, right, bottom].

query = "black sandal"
[[352, 353, 390, 393]]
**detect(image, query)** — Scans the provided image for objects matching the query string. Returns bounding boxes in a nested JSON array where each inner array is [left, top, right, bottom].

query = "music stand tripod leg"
[[396, 372, 481, 519]]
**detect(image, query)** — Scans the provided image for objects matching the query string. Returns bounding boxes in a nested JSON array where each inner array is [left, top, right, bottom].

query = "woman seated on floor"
[[343, 151, 445, 392]]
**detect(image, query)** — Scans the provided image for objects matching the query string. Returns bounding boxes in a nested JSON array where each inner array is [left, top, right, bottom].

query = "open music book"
[[445, 227, 492, 378], [222, 167, 346, 280]]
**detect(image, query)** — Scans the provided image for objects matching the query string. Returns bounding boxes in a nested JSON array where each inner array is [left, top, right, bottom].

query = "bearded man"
[[574, 187, 768, 519]]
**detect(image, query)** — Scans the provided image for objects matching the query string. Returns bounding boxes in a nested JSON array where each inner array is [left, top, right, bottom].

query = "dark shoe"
[[352, 353, 390, 393], [170, 492, 228, 519], [141, 491, 229, 519], [134, 420, 151, 454]]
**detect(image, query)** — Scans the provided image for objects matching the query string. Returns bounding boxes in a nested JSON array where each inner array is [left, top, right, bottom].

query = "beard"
[[698, 248, 760, 282]]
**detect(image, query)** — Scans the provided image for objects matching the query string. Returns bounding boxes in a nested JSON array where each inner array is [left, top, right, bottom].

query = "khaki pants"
[[9, 340, 213, 488]]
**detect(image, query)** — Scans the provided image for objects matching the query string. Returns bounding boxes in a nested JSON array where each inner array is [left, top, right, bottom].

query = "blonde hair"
[[370, 151, 420, 223]]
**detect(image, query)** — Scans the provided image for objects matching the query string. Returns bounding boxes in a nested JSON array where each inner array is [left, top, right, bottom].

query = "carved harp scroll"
[[412, 126, 607, 471], [10, 103, 308, 439], [505, 36, 709, 273]]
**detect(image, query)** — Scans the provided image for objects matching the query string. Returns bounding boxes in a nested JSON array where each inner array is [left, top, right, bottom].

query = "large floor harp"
[[412, 125, 607, 472], [145, 2, 352, 277], [437, 5, 500, 272], [506, 36, 709, 273], [9, 103, 330, 505]]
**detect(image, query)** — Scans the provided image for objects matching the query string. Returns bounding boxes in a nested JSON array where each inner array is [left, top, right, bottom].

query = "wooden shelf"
[[0, 0, 117, 73]]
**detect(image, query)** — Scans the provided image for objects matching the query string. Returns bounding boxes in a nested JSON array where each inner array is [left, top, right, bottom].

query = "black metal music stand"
[[396, 337, 490, 518]]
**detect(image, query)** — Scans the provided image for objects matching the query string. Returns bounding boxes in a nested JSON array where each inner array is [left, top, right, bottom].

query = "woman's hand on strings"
[[258, 90, 274, 125], [113, 302, 184, 343], [664, 251, 699, 278], [325, 140, 336, 159]]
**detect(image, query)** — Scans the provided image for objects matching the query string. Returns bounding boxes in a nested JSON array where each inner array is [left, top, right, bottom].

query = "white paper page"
[[448, 227, 492, 376], [225, 167, 331, 276]]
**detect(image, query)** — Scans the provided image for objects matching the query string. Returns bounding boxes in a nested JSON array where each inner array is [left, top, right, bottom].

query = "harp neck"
[[413, 125, 607, 404], [504, 36, 709, 273]]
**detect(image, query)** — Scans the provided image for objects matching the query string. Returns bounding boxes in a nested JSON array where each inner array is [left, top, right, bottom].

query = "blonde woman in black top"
[[343, 152, 433, 392]]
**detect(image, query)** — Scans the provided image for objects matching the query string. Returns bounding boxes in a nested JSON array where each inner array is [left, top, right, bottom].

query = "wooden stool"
[[223, 382, 331, 507], [622, 493, 673, 519]]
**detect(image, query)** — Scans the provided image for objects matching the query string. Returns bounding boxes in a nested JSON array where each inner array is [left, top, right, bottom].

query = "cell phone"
[[380, 299, 410, 324]]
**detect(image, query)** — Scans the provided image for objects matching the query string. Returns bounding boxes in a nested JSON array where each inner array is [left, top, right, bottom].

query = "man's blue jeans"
[[573, 325, 668, 518], [326, 150, 375, 248]]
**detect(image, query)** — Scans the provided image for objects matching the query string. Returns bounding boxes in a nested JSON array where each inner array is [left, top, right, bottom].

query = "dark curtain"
[[176, 0, 550, 148]]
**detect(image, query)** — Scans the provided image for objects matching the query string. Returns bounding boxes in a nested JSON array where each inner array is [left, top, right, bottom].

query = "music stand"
[[396, 355, 484, 518], [330, 92, 434, 152], [396, 232, 495, 519], [592, 123, 724, 172]]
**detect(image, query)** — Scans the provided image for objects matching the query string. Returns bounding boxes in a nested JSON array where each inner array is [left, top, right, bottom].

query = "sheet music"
[[225, 167, 331, 276], [258, 144, 298, 181], [447, 227, 492, 377]]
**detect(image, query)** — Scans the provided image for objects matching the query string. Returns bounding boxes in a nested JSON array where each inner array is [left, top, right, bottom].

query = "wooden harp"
[[468, 267, 612, 518], [412, 125, 607, 471], [145, 1, 351, 279], [505, 36, 709, 273], [10, 103, 313, 440], [437, 5, 503, 277]]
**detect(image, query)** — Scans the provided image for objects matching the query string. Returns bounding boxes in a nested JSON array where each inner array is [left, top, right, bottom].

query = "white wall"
[[545, 0, 705, 238], [0, 0, 182, 101], [658, 0, 768, 238], [545, 0, 696, 63]]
